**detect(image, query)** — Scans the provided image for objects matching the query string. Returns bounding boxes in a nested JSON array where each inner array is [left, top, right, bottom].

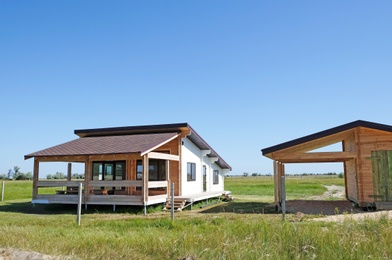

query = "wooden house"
[[25, 123, 231, 211], [261, 120, 392, 209]]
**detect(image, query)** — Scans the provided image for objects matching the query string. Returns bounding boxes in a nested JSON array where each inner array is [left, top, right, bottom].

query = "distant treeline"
[[0, 166, 85, 180], [228, 172, 344, 178], [0, 166, 33, 180]]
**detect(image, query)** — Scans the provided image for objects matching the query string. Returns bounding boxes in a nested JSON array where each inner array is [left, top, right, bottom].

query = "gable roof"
[[261, 120, 392, 155], [25, 123, 232, 170]]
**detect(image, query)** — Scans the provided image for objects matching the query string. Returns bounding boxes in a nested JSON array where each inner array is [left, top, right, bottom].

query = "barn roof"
[[25, 123, 231, 170], [261, 120, 392, 155]]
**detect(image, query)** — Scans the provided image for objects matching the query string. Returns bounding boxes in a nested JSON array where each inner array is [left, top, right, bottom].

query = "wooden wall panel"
[[153, 137, 181, 196], [342, 132, 358, 202], [357, 128, 392, 205]]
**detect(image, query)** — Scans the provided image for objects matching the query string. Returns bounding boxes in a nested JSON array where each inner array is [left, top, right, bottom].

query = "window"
[[213, 170, 219, 185], [136, 159, 166, 181], [187, 162, 196, 181], [92, 161, 126, 190]]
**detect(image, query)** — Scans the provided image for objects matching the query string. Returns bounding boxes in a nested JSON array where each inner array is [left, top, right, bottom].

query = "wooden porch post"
[[178, 138, 182, 196], [33, 158, 39, 199], [84, 156, 90, 204], [167, 160, 170, 199], [274, 161, 285, 206], [143, 154, 149, 204], [273, 160, 278, 206], [67, 163, 72, 181]]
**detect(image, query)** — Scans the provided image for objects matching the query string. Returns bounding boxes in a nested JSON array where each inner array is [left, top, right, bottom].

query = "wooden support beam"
[[84, 156, 90, 203], [272, 151, 357, 163], [148, 152, 179, 161], [167, 160, 171, 199], [33, 158, 39, 199], [178, 137, 182, 196], [273, 161, 278, 206], [143, 154, 149, 203], [67, 163, 72, 181]]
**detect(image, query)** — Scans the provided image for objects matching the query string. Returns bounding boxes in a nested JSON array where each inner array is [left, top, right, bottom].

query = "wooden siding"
[[356, 128, 392, 205], [267, 125, 392, 207]]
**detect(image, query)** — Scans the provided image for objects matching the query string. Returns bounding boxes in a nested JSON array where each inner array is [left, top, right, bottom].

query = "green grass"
[[2, 177, 392, 259], [0, 209, 391, 259], [225, 175, 345, 202]]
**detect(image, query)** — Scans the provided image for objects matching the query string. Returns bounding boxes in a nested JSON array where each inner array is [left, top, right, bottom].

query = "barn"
[[261, 120, 392, 209]]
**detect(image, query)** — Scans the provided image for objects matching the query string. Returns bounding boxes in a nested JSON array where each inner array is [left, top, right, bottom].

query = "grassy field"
[[225, 175, 344, 202], [1, 177, 392, 259]]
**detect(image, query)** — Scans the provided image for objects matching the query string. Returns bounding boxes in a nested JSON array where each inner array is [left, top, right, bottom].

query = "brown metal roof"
[[24, 132, 179, 159], [74, 122, 232, 170]]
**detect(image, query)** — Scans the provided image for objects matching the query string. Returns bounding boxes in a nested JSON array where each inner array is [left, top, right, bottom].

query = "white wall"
[[181, 137, 226, 195]]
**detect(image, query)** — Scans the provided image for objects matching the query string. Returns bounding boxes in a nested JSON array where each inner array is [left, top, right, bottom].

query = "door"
[[370, 150, 392, 201], [203, 165, 207, 192]]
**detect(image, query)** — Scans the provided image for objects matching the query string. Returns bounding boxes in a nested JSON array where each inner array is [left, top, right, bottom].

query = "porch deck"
[[175, 190, 224, 203]]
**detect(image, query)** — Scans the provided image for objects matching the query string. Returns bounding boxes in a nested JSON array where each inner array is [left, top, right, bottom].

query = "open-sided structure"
[[25, 123, 231, 210], [262, 120, 392, 209]]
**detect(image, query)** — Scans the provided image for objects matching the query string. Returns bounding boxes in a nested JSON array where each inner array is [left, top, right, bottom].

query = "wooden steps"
[[164, 199, 187, 211]]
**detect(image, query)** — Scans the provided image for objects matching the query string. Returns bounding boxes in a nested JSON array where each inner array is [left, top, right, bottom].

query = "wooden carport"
[[262, 120, 392, 209]]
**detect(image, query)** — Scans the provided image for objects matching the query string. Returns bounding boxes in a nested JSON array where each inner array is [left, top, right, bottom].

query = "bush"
[[0, 174, 7, 180], [13, 172, 33, 180]]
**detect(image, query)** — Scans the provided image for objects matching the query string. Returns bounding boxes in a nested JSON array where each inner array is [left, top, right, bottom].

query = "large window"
[[187, 162, 196, 181], [136, 159, 166, 181], [92, 161, 126, 190], [213, 170, 219, 185]]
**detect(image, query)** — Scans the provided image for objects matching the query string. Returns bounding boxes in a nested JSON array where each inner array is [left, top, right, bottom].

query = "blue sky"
[[1, 1, 392, 177]]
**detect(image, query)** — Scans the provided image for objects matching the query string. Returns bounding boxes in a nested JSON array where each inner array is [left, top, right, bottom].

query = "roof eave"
[[261, 120, 392, 155]]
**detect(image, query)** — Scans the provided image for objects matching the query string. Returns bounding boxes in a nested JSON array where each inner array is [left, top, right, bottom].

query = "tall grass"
[[0, 211, 391, 259], [2, 177, 391, 259]]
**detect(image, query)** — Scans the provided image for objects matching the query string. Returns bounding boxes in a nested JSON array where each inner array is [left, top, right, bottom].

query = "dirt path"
[[310, 185, 345, 200], [0, 248, 67, 260]]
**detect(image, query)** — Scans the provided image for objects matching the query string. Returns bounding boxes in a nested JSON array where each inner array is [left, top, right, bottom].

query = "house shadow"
[[0, 201, 79, 215], [199, 201, 277, 214], [199, 200, 366, 216], [0, 201, 147, 215]]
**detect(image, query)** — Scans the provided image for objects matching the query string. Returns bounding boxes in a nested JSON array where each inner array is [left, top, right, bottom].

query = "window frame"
[[136, 159, 166, 181], [187, 162, 196, 181], [92, 161, 126, 191], [213, 170, 219, 185]]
